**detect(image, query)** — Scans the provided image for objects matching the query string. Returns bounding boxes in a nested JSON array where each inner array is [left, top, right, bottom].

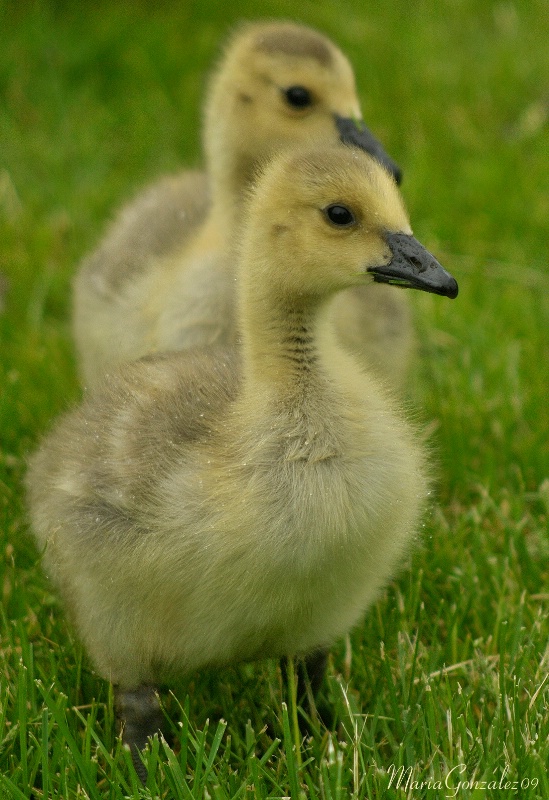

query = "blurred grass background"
[[1, 0, 548, 796]]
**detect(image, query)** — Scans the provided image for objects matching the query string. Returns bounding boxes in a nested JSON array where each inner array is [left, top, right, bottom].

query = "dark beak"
[[368, 232, 458, 299], [335, 115, 402, 185]]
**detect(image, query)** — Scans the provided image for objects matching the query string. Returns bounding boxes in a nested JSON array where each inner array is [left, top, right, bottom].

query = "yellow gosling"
[[73, 20, 412, 391], [29, 146, 457, 774]]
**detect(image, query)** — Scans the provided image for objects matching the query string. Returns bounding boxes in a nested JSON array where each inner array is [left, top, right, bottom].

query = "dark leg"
[[302, 649, 329, 698], [280, 649, 329, 711], [115, 685, 164, 784]]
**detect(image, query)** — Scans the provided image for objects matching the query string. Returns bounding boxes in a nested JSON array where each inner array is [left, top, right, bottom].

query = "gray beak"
[[368, 232, 458, 299], [335, 115, 403, 185]]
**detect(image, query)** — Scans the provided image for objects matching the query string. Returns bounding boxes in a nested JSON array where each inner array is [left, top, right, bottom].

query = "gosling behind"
[[72, 21, 413, 390]]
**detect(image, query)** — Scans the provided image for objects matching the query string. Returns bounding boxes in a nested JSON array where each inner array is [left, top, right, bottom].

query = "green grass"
[[1, 0, 548, 796]]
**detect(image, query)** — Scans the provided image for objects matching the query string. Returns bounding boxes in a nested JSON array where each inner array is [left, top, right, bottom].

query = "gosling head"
[[205, 21, 402, 191], [240, 146, 458, 301]]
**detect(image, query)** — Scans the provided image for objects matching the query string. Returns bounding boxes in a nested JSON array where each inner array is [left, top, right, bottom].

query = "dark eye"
[[324, 204, 356, 227], [284, 86, 312, 108]]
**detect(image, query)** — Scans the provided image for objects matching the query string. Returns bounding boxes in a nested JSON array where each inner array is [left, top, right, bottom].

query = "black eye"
[[284, 86, 312, 108], [324, 204, 356, 227]]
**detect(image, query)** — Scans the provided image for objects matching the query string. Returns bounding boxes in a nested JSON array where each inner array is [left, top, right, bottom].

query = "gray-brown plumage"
[[29, 145, 457, 771], [73, 20, 413, 390]]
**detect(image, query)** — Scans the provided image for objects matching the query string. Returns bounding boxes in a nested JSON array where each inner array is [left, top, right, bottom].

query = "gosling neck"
[[239, 280, 335, 394], [209, 151, 256, 230]]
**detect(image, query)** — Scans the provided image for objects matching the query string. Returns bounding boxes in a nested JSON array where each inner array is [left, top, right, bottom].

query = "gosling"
[[28, 145, 457, 772], [73, 20, 413, 391]]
